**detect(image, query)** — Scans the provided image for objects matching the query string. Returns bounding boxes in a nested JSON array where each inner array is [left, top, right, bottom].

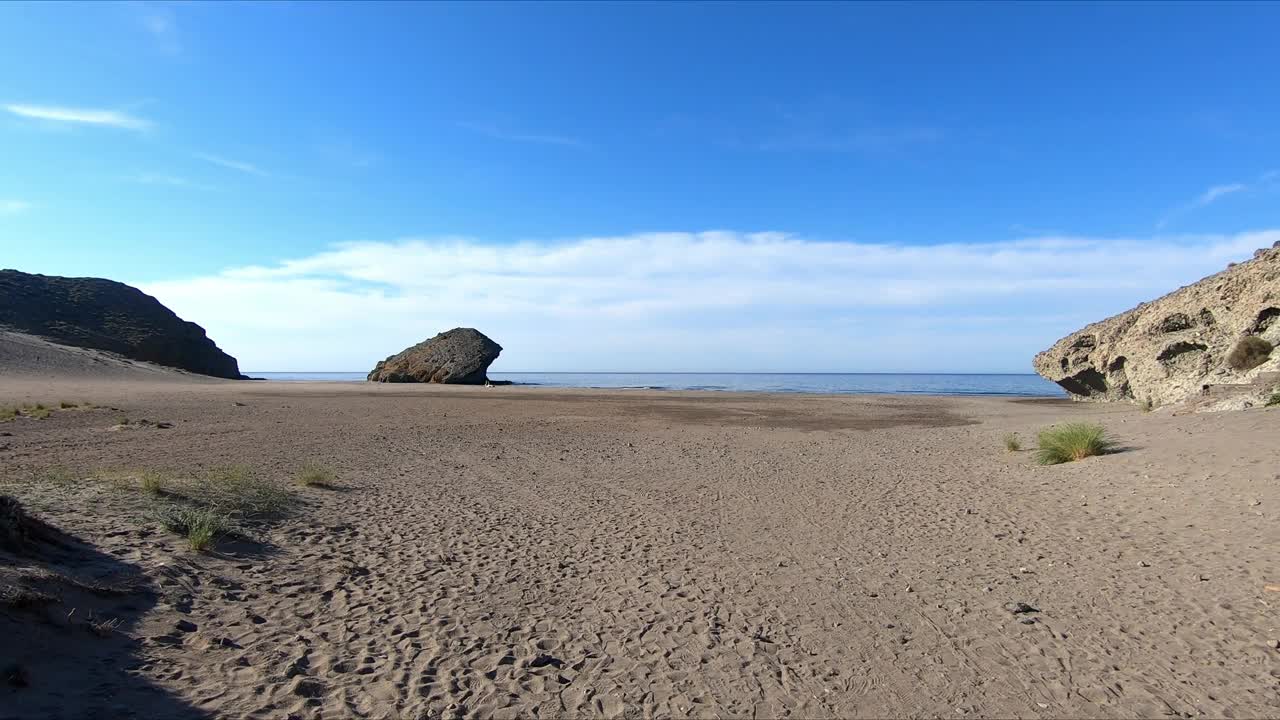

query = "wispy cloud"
[[1194, 183, 1246, 207], [3, 104, 150, 130], [0, 200, 31, 215], [140, 229, 1272, 373], [195, 152, 268, 177], [124, 173, 215, 191], [1158, 172, 1278, 229], [459, 122, 587, 148]]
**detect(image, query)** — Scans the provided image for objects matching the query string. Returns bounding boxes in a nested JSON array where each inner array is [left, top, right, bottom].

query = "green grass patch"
[[0, 407, 15, 423], [1035, 423, 1115, 465], [295, 462, 337, 487], [1002, 433, 1021, 452]]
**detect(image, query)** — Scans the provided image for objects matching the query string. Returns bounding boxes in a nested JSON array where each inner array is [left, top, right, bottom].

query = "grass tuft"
[[1035, 423, 1115, 465], [295, 462, 337, 487], [1139, 397, 1154, 412], [151, 506, 228, 552], [0, 407, 14, 423], [1002, 433, 1022, 452], [1226, 335, 1273, 371], [197, 465, 292, 517], [1267, 390, 1280, 407], [59, 401, 77, 409], [140, 470, 165, 496]]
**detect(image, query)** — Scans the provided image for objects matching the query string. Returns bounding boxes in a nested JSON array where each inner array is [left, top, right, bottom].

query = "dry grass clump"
[[1002, 433, 1022, 452], [1267, 390, 1280, 407], [1035, 423, 1115, 465], [1139, 397, 1154, 412], [295, 462, 337, 487], [1226, 335, 1273, 371]]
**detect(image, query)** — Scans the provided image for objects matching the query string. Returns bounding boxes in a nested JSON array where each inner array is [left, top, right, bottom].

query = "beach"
[[2, 373, 1277, 719]]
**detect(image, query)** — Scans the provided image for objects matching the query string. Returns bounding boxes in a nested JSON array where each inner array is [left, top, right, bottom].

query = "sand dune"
[[1, 377, 1277, 718]]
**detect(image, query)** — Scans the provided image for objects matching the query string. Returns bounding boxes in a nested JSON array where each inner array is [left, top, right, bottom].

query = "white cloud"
[[0, 200, 30, 215], [139, 230, 1274, 373], [3, 104, 150, 130], [195, 152, 268, 177]]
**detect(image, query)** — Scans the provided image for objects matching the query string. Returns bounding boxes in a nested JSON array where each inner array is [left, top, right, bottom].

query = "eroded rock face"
[[0, 269, 244, 379], [1033, 245, 1280, 407], [368, 328, 502, 384]]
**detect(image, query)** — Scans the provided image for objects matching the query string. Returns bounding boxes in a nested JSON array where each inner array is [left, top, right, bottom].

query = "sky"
[[1, 1, 1278, 373]]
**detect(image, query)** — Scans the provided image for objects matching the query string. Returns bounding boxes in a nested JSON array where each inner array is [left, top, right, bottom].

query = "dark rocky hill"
[[0, 269, 243, 379]]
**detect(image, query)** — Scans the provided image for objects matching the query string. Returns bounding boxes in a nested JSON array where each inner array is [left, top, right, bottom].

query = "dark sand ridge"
[[1, 354, 1277, 718]]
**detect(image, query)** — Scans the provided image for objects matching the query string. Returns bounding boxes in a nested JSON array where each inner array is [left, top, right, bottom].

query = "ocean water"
[[247, 372, 1064, 397]]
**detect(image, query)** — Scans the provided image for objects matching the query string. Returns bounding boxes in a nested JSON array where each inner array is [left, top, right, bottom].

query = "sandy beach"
[[2, 371, 1277, 719]]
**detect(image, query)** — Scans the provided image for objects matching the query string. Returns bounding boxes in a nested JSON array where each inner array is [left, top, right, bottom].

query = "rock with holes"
[[1033, 244, 1280, 408], [367, 328, 502, 384]]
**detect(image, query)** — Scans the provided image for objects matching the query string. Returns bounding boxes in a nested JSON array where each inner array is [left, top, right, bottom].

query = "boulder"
[[1033, 246, 1280, 407], [368, 328, 502, 384], [0, 269, 244, 379]]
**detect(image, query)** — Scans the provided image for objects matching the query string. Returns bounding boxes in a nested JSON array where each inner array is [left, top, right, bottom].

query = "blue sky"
[[1, 2, 1277, 372]]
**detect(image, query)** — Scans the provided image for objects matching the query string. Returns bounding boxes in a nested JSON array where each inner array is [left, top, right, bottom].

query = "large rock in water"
[[368, 328, 502, 384], [1033, 245, 1280, 407], [0, 269, 244, 379]]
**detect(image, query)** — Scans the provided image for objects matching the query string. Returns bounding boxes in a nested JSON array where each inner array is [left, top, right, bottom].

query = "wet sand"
[[1, 374, 1277, 719]]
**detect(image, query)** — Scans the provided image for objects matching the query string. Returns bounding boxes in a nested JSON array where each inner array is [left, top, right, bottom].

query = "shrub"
[[295, 462, 336, 487], [1226, 335, 1273, 371], [1002, 433, 1021, 452], [1035, 423, 1115, 465]]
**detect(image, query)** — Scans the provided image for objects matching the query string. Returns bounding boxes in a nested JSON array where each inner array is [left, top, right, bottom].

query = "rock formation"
[[0, 269, 244, 379], [368, 328, 502, 384], [1034, 245, 1280, 408]]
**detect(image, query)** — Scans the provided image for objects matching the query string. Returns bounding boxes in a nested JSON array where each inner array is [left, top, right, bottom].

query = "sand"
[[1, 370, 1277, 719]]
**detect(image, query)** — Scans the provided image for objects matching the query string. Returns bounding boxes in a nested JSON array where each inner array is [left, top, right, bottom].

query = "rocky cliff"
[[1033, 245, 1280, 407], [368, 328, 502, 384], [0, 269, 244, 379]]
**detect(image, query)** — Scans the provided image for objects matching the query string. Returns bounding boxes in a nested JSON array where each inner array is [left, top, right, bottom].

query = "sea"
[[246, 372, 1065, 398]]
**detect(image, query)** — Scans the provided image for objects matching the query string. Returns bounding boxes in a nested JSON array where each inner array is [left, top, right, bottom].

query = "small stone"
[[982, 586, 993, 593], [1019, 567, 1031, 574], [174, 620, 197, 633], [905, 585, 914, 593], [1003, 602, 1039, 615], [1138, 561, 1150, 568]]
